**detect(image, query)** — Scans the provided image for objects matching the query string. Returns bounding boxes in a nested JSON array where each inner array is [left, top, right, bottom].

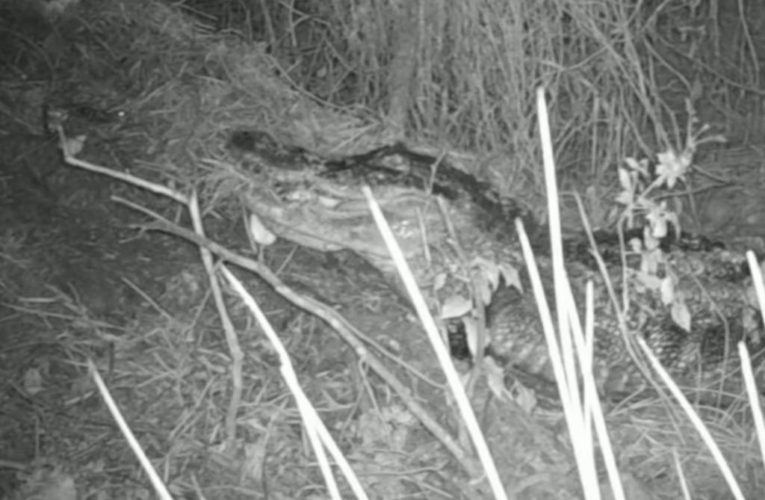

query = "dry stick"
[[88, 360, 173, 500], [123, 205, 482, 479], [56, 126, 188, 205], [187, 191, 243, 452]]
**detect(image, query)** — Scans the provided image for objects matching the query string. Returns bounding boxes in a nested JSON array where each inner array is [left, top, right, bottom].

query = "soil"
[[2, 1, 764, 499]]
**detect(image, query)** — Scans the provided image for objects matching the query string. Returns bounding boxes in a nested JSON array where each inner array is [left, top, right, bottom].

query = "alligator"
[[225, 129, 765, 403]]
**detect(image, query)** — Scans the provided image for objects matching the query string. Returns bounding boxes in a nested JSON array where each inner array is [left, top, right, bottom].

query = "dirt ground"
[[2, 1, 765, 500]]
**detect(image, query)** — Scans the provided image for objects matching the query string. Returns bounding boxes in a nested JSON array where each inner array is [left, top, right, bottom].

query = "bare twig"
[[187, 191, 243, 452]]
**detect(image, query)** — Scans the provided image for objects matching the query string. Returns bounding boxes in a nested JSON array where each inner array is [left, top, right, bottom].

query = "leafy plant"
[[615, 99, 725, 331]]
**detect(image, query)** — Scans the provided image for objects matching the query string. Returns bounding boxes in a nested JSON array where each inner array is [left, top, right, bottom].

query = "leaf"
[[615, 190, 634, 207], [634, 269, 662, 291], [646, 201, 679, 241], [462, 317, 479, 357], [659, 276, 675, 305], [671, 300, 692, 332], [433, 272, 447, 292], [512, 383, 538, 414], [484, 357, 509, 400], [478, 279, 495, 306], [62, 134, 87, 156], [640, 247, 662, 275], [248, 213, 276, 246], [655, 148, 688, 189], [624, 156, 650, 177], [23, 368, 43, 396], [618, 166, 633, 192], [642, 230, 660, 253], [440, 295, 473, 319], [498, 262, 523, 292], [647, 208, 668, 239], [628, 236, 644, 253], [471, 256, 500, 288]]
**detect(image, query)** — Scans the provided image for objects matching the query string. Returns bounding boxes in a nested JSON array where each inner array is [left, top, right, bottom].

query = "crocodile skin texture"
[[224, 130, 765, 401], [486, 248, 764, 400]]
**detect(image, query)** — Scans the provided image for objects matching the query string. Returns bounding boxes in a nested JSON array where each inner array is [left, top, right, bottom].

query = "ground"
[[1, 1, 764, 499]]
